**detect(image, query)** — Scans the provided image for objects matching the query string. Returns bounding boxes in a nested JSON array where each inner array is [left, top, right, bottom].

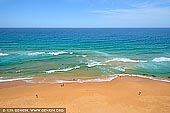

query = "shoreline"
[[0, 74, 170, 85], [0, 74, 170, 89]]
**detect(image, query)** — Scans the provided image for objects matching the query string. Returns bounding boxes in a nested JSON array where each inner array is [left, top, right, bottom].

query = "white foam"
[[113, 66, 126, 72], [74, 65, 80, 69], [0, 53, 8, 56], [0, 77, 32, 82], [82, 55, 87, 57], [47, 51, 68, 56], [54, 74, 170, 84], [152, 57, 170, 62], [16, 70, 22, 73], [26, 76, 118, 84], [70, 52, 73, 54], [45, 66, 80, 73], [28, 52, 45, 56], [116, 74, 170, 83], [87, 60, 105, 67], [3, 74, 170, 84], [57, 67, 74, 72], [106, 58, 147, 63], [45, 68, 73, 73], [45, 70, 57, 73], [55, 76, 118, 83], [77, 76, 117, 83]]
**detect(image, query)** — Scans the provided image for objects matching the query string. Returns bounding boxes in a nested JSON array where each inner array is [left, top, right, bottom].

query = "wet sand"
[[0, 76, 170, 113]]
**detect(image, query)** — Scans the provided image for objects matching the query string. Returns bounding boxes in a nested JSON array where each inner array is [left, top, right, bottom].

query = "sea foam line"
[[0, 53, 8, 56], [106, 58, 147, 63], [55, 74, 170, 83], [0, 77, 32, 82], [26, 51, 68, 56], [24, 74, 170, 84], [87, 60, 105, 67], [45, 66, 80, 73], [113, 66, 126, 72], [24, 76, 118, 84], [0, 75, 169, 83], [28, 52, 45, 56], [152, 57, 170, 62], [116, 74, 170, 83], [47, 51, 68, 56]]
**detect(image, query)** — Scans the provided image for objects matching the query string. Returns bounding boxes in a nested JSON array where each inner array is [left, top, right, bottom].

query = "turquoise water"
[[0, 28, 170, 81]]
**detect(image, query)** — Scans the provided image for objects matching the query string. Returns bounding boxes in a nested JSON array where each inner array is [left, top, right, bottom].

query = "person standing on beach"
[[36, 94, 38, 98]]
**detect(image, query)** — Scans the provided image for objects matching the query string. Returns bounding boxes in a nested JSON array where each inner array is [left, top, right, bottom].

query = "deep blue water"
[[0, 28, 170, 81]]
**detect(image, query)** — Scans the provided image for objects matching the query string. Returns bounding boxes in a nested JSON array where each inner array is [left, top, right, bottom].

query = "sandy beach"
[[0, 76, 170, 113]]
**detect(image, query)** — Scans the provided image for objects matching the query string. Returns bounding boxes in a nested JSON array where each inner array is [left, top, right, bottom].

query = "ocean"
[[0, 28, 170, 82]]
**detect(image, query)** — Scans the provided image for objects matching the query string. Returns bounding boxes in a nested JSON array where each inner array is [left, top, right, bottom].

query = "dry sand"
[[0, 76, 170, 113]]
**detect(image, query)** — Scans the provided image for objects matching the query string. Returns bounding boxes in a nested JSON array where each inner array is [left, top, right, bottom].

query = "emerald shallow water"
[[0, 28, 170, 81]]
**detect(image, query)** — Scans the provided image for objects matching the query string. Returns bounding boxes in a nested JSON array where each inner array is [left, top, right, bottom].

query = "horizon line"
[[0, 27, 170, 29]]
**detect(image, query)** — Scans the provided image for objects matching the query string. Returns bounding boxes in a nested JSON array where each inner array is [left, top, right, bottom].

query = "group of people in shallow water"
[[35, 83, 142, 99]]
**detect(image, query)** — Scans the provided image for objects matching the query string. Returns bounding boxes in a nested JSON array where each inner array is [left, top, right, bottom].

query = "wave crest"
[[28, 52, 45, 56], [152, 57, 170, 62], [113, 66, 126, 72], [106, 58, 147, 63], [0, 77, 32, 82], [0, 53, 8, 56], [47, 51, 68, 56], [45, 66, 80, 73], [87, 60, 105, 67]]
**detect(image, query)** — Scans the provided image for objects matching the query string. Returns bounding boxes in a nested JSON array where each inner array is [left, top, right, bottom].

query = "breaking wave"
[[113, 66, 126, 72], [28, 52, 45, 56], [0, 77, 32, 82], [106, 58, 147, 63], [0, 53, 8, 56], [47, 51, 68, 56], [87, 60, 105, 67], [45, 66, 80, 73], [152, 57, 170, 62]]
